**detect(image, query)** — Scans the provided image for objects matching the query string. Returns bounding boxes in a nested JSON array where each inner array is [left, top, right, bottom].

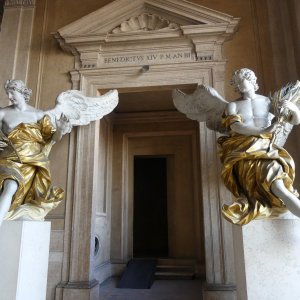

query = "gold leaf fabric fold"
[[0, 116, 63, 218], [218, 114, 296, 225]]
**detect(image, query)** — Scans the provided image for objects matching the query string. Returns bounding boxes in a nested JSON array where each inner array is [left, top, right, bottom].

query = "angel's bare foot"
[[0, 180, 18, 227], [271, 179, 300, 218]]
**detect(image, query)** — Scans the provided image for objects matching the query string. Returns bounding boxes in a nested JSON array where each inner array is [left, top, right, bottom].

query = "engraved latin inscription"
[[103, 52, 194, 65]]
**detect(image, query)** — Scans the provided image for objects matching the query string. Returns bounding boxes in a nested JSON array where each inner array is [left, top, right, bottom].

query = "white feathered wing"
[[46, 89, 118, 128], [172, 84, 228, 133]]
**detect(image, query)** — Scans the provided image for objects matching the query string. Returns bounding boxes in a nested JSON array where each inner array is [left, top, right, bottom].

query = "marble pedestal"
[[0, 221, 51, 300], [233, 215, 300, 300]]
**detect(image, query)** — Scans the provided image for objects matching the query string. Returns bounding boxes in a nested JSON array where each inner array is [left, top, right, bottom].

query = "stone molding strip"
[[5, 0, 35, 7], [57, 279, 99, 289]]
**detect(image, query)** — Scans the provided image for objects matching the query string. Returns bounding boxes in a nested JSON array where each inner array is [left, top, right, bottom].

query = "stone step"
[[156, 258, 196, 267], [155, 258, 196, 280], [156, 265, 195, 273], [155, 270, 195, 280]]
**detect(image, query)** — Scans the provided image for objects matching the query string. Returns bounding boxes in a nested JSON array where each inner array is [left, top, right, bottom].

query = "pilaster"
[[199, 124, 236, 300], [56, 123, 100, 300], [0, 0, 35, 106]]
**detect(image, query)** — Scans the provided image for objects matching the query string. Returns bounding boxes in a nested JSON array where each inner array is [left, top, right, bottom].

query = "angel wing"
[[46, 89, 118, 128], [271, 81, 300, 147], [172, 84, 228, 133]]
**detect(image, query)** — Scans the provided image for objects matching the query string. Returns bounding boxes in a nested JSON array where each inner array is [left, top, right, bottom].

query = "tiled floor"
[[99, 277, 203, 300]]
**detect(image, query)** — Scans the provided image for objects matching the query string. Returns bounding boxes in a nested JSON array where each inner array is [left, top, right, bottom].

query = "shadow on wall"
[[0, 0, 5, 31]]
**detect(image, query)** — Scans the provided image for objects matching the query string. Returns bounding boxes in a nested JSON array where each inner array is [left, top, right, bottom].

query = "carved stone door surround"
[[55, 1, 239, 299]]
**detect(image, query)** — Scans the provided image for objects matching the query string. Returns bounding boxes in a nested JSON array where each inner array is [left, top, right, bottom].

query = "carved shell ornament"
[[111, 13, 179, 34]]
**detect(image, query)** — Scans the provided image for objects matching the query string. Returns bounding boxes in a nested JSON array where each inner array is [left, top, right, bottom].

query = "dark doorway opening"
[[133, 156, 168, 258]]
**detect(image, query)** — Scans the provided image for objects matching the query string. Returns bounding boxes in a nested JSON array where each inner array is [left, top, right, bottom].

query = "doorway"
[[133, 156, 168, 258]]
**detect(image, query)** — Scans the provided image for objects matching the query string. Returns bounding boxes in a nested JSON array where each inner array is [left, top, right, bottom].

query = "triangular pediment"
[[57, 0, 239, 42], [55, 0, 240, 71]]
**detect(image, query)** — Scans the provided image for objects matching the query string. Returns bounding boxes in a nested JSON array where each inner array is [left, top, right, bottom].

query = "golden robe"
[[218, 114, 297, 225], [0, 116, 64, 220]]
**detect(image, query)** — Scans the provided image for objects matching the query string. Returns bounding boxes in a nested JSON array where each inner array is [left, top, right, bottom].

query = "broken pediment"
[[55, 0, 240, 70]]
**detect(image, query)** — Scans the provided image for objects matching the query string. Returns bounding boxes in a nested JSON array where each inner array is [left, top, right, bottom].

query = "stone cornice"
[[5, 0, 35, 7], [55, 0, 239, 68]]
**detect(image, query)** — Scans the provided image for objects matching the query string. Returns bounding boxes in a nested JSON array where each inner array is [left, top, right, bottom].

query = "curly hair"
[[4, 79, 32, 103], [231, 68, 259, 92]]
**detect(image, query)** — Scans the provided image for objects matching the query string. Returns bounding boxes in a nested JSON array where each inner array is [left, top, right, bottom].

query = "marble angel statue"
[[0, 79, 118, 227], [173, 68, 300, 225]]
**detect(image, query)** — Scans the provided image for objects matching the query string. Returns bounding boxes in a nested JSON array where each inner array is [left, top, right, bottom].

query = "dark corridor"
[[133, 156, 168, 258]]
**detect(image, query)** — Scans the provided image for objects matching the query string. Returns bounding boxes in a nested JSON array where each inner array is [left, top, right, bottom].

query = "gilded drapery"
[[218, 114, 297, 225], [1, 116, 64, 220]]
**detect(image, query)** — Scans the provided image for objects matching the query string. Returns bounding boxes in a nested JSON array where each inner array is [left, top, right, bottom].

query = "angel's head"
[[231, 68, 259, 93], [4, 79, 32, 104]]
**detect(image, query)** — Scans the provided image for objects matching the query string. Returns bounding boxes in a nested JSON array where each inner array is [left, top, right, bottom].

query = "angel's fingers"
[[62, 115, 70, 122], [64, 124, 72, 134]]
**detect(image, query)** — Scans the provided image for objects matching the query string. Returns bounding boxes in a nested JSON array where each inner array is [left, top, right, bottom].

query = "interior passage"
[[133, 156, 168, 258]]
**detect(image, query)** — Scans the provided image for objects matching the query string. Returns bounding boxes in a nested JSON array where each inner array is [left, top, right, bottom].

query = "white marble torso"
[[228, 95, 273, 129], [0, 106, 44, 135]]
